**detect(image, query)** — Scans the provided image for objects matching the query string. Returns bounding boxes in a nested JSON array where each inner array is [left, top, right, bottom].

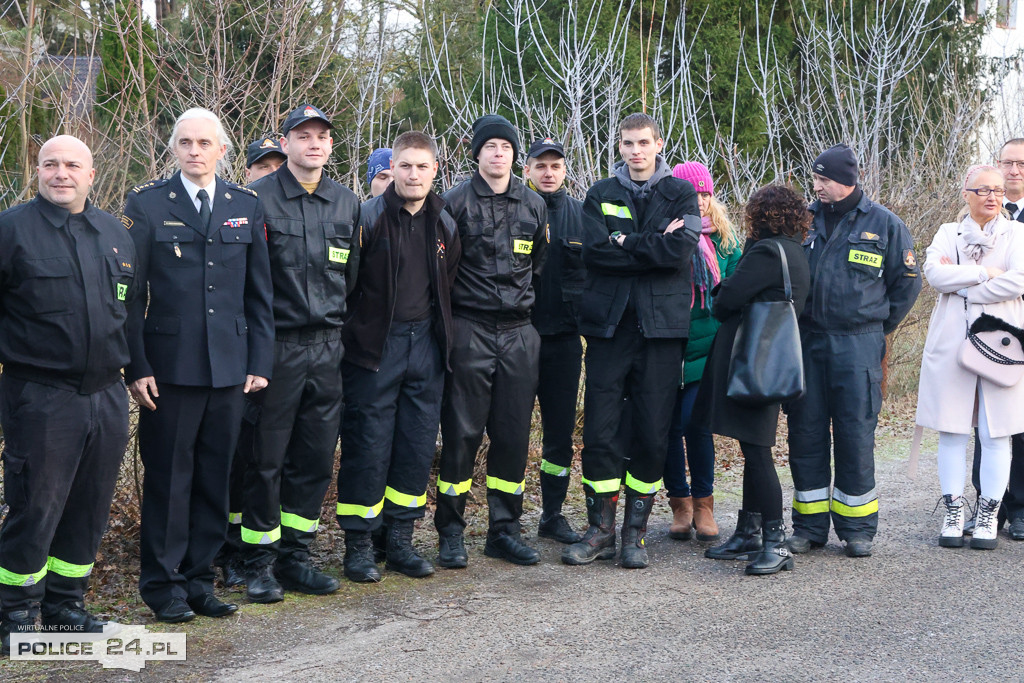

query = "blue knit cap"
[[366, 148, 393, 185]]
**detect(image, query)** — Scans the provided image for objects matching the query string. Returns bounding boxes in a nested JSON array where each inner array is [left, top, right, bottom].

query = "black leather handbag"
[[726, 241, 805, 406]]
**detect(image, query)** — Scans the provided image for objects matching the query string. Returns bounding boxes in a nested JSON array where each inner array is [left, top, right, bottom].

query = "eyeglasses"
[[965, 187, 1006, 197], [998, 160, 1024, 169]]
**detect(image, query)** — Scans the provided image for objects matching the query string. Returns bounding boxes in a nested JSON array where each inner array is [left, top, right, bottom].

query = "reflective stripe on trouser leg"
[[785, 330, 833, 544], [829, 329, 884, 540], [625, 472, 663, 495], [437, 317, 495, 536], [486, 324, 540, 537]]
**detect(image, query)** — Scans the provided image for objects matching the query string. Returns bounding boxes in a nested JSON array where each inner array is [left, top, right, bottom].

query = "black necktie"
[[197, 188, 212, 231], [1006, 202, 1018, 217]]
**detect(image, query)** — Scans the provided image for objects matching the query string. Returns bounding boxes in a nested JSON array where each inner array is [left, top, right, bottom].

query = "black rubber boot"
[[745, 519, 794, 575], [705, 510, 763, 560], [385, 520, 435, 578], [343, 531, 382, 583], [538, 472, 581, 543], [620, 493, 655, 569], [561, 493, 618, 565]]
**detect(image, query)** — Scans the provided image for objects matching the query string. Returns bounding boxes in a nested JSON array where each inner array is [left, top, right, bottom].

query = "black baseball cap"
[[527, 137, 565, 160], [246, 136, 286, 167], [281, 104, 334, 136]]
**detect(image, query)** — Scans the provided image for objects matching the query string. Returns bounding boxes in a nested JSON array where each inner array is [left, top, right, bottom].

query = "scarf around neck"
[[691, 216, 722, 308]]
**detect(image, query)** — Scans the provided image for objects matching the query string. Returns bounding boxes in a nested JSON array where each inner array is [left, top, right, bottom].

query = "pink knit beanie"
[[672, 161, 714, 195]]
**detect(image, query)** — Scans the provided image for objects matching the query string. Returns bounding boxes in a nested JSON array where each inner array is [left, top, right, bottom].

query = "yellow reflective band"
[[437, 478, 472, 496], [513, 239, 533, 254], [336, 499, 384, 519], [792, 499, 830, 515], [328, 247, 350, 263], [228, 512, 242, 524], [46, 556, 93, 579], [601, 203, 633, 220], [0, 564, 47, 587], [281, 511, 320, 533], [581, 477, 620, 494], [116, 282, 127, 301], [830, 498, 879, 518], [486, 476, 525, 495], [540, 459, 569, 477], [849, 250, 882, 268], [385, 486, 427, 508], [241, 525, 281, 545], [624, 472, 662, 495]]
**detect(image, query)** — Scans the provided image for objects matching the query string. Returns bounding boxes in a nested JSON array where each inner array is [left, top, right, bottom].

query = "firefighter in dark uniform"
[[126, 108, 275, 623], [525, 137, 587, 544], [0, 136, 137, 653], [561, 113, 701, 570], [786, 144, 921, 557], [337, 131, 461, 582], [240, 104, 360, 602], [215, 135, 287, 589], [435, 114, 548, 567]]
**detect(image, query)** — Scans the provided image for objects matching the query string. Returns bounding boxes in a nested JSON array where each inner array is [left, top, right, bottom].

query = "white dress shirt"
[[179, 174, 217, 213]]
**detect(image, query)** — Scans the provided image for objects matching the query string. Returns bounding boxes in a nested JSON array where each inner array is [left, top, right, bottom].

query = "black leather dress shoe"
[[187, 594, 238, 618], [153, 598, 195, 624]]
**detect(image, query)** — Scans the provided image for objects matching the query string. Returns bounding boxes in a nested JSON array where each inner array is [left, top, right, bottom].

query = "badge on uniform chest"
[[849, 249, 882, 268], [224, 217, 249, 228], [513, 239, 533, 254], [328, 247, 350, 263]]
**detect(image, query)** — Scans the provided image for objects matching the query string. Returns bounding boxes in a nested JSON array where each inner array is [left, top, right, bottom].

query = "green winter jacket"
[[683, 234, 742, 384]]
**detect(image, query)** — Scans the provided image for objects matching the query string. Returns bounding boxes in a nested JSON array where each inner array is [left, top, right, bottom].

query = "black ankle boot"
[[538, 471, 581, 543], [385, 520, 434, 578], [620, 493, 655, 569], [343, 531, 381, 583], [705, 510, 763, 560], [745, 519, 794, 575], [561, 493, 617, 565]]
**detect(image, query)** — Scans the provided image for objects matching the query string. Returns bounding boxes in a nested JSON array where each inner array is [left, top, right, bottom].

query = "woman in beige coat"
[[917, 164, 1024, 549]]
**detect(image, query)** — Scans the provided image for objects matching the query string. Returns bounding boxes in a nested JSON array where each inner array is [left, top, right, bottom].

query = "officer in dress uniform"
[[0, 136, 137, 653], [125, 108, 274, 623]]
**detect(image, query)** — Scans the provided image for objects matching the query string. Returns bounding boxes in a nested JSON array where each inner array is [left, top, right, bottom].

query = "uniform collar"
[[470, 170, 523, 200], [178, 172, 217, 210], [382, 181, 446, 222], [276, 163, 340, 201], [34, 194, 99, 230]]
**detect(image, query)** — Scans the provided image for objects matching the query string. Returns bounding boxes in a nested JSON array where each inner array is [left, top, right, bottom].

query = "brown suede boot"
[[668, 497, 694, 540], [692, 495, 720, 542]]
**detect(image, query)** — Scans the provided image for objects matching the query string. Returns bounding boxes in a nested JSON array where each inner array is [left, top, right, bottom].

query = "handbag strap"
[[773, 240, 793, 301]]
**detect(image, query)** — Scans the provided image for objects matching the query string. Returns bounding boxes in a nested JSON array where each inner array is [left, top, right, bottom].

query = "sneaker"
[[938, 494, 965, 548]]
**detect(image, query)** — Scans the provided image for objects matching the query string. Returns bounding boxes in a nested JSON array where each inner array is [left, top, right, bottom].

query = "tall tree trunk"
[[20, 0, 36, 194]]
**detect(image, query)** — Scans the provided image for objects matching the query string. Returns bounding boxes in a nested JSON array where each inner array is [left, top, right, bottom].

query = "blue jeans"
[[663, 381, 715, 498]]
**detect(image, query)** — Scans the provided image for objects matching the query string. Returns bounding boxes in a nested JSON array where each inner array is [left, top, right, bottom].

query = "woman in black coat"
[[694, 185, 811, 575]]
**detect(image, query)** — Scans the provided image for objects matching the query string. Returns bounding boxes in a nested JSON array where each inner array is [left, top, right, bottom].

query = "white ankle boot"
[[970, 496, 1001, 550], [939, 494, 965, 548]]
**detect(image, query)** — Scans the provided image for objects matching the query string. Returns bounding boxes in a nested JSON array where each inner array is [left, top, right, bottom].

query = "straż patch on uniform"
[[903, 249, 916, 268]]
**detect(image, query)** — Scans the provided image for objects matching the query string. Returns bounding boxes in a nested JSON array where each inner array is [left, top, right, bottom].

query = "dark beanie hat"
[[812, 144, 859, 186], [470, 114, 520, 161]]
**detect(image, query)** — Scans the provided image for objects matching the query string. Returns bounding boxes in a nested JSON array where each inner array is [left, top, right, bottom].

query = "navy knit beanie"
[[812, 144, 859, 186], [470, 114, 520, 161]]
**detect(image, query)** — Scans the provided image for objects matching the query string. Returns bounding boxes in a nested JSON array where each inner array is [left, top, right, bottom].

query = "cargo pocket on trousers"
[[867, 365, 884, 419], [1, 448, 28, 510]]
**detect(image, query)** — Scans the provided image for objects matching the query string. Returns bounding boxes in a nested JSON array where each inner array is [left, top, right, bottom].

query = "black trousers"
[[536, 333, 582, 512], [338, 320, 444, 532], [242, 333, 343, 568], [971, 433, 1024, 520], [580, 313, 683, 498], [214, 398, 261, 567], [139, 383, 243, 609], [786, 328, 884, 543], [435, 317, 540, 538], [740, 441, 783, 523], [0, 377, 127, 614]]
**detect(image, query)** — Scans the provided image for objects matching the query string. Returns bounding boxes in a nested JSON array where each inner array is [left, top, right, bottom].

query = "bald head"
[[37, 135, 95, 214]]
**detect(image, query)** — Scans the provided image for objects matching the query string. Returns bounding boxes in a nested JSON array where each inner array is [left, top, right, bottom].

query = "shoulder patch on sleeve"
[[120, 215, 133, 230], [903, 248, 917, 268]]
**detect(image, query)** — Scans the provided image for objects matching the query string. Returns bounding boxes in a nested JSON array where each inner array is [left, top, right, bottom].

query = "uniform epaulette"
[[130, 178, 168, 194], [228, 182, 258, 198]]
